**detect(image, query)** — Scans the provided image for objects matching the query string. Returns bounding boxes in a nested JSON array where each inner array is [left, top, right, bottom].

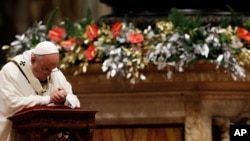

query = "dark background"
[[100, 0, 247, 14], [0, 0, 16, 66]]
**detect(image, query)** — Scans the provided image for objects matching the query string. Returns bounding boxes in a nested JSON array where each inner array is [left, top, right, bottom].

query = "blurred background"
[[0, 0, 245, 66], [0, 0, 245, 47], [0, 0, 111, 66]]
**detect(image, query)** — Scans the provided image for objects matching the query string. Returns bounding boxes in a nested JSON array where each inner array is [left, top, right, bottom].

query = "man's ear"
[[30, 54, 36, 64]]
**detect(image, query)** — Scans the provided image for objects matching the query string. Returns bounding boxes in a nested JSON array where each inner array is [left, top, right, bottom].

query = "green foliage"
[[46, 7, 59, 33], [167, 8, 202, 32], [243, 19, 250, 30], [226, 5, 242, 27], [78, 7, 92, 27]]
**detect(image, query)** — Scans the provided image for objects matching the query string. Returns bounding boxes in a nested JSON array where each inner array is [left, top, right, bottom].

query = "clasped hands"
[[50, 87, 67, 104]]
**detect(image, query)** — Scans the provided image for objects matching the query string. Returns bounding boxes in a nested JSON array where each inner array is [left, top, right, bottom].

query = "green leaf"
[[226, 5, 242, 26], [78, 7, 92, 27], [46, 7, 59, 33], [167, 8, 202, 32]]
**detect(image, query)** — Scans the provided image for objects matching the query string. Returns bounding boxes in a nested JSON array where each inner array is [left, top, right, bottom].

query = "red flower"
[[48, 27, 66, 43], [243, 33, 250, 42], [60, 38, 76, 51], [237, 27, 250, 43], [84, 44, 97, 60], [111, 21, 122, 38], [237, 27, 249, 37], [86, 24, 98, 40], [127, 33, 144, 43]]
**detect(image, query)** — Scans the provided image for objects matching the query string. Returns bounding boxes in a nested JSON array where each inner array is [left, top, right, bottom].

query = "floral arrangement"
[[3, 8, 250, 84]]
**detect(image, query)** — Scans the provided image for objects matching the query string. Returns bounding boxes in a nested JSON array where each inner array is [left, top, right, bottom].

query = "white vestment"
[[0, 50, 81, 141]]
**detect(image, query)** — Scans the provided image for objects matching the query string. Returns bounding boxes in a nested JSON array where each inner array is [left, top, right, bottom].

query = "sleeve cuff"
[[41, 95, 50, 105], [64, 94, 79, 108]]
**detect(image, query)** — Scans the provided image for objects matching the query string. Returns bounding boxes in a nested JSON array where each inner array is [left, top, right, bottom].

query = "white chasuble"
[[0, 50, 80, 141]]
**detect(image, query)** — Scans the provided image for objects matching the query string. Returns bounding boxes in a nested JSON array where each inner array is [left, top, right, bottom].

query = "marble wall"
[[63, 63, 250, 141]]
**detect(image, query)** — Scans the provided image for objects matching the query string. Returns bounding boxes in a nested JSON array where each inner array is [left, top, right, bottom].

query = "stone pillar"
[[185, 100, 212, 141]]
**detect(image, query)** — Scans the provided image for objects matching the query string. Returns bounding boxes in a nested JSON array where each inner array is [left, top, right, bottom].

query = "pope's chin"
[[39, 77, 47, 81], [39, 75, 49, 81], [34, 72, 49, 81]]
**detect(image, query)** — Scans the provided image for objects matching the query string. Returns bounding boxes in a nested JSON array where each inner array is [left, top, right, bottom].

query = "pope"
[[0, 41, 81, 141]]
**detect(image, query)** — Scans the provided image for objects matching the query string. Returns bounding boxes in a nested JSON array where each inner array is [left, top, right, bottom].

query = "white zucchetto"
[[33, 41, 59, 55]]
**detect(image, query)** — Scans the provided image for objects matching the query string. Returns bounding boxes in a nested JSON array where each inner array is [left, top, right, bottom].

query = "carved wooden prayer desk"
[[8, 106, 98, 141]]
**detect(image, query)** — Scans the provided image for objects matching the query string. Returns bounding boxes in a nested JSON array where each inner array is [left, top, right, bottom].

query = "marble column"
[[185, 100, 212, 141]]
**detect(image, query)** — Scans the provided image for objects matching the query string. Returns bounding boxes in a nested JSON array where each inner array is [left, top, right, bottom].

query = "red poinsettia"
[[237, 27, 250, 43], [60, 38, 76, 51], [127, 33, 144, 43], [111, 21, 122, 38], [84, 44, 97, 60], [48, 27, 66, 43], [86, 24, 99, 40]]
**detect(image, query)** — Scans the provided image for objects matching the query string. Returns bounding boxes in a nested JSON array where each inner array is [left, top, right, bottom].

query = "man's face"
[[31, 54, 59, 81]]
